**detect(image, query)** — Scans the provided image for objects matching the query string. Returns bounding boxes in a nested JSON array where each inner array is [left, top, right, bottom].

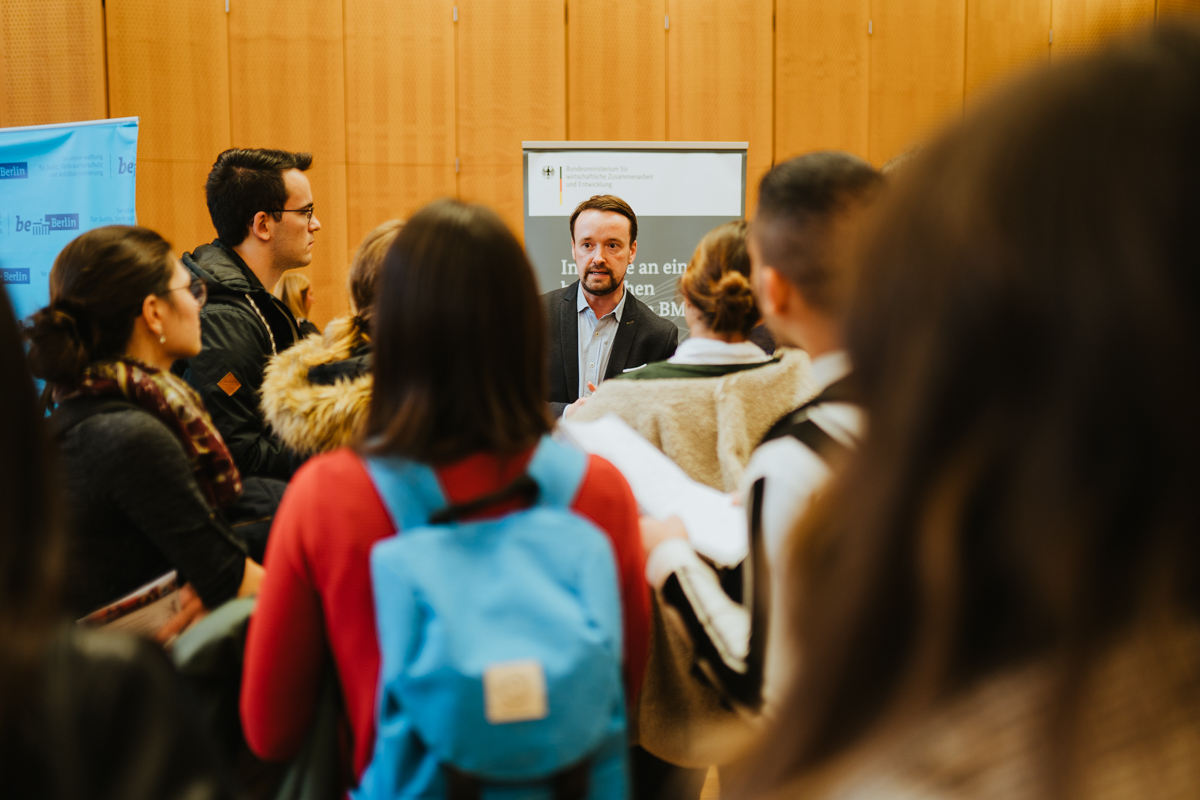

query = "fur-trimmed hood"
[[261, 316, 372, 455]]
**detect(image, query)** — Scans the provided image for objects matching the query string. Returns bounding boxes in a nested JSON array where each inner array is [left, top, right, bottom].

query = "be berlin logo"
[[0, 162, 29, 180], [12, 213, 80, 236]]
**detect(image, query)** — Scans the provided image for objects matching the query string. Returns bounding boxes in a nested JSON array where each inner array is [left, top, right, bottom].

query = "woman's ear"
[[140, 293, 165, 339]]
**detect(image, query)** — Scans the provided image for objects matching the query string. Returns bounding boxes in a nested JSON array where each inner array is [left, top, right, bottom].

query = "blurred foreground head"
[[750, 151, 883, 353], [0, 288, 61, 725], [364, 199, 550, 463], [745, 25, 1200, 799]]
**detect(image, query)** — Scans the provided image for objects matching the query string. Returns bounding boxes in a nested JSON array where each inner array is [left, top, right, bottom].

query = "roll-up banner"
[[523, 142, 747, 339], [0, 117, 140, 323]]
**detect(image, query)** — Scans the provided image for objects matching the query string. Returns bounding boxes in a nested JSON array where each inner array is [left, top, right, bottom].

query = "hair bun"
[[25, 300, 95, 385], [710, 270, 760, 336]]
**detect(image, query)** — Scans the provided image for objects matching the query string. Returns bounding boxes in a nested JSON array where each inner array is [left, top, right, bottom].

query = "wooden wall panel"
[[135, 160, 217, 258], [0, 0, 106, 128], [568, 0, 666, 141], [230, 0, 348, 326], [347, 165, 455, 242], [300, 162, 348, 325], [868, 0, 967, 166], [20, 0, 1185, 314], [106, 0, 228, 254], [344, 0, 456, 257], [229, 0, 346, 158], [775, 0, 870, 164], [965, 0, 1051, 101], [106, 0, 230, 162], [667, 0, 773, 217], [1158, 0, 1200, 20], [457, 0, 566, 239], [1051, 0, 1156, 58]]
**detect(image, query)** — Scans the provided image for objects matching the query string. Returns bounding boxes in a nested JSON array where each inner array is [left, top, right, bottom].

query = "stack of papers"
[[558, 414, 747, 567], [78, 571, 180, 637]]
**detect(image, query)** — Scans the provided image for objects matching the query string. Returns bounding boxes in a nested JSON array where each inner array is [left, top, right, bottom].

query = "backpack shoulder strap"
[[366, 437, 586, 531], [525, 436, 589, 510], [758, 374, 857, 462], [364, 456, 447, 532], [775, 416, 848, 464]]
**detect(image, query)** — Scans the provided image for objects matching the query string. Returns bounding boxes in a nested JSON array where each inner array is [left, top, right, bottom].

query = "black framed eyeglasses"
[[265, 205, 316, 222], [164, 278, 208, 307]]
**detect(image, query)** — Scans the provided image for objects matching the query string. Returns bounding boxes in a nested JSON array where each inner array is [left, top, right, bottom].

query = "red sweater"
[[240, 447, 649, 780]]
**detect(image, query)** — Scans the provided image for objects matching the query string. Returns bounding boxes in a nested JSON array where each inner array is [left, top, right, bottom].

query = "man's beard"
[[582, 268, 622, 297]]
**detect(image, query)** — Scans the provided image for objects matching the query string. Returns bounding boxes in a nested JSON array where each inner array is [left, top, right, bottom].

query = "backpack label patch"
[[483, 659, 548, 724]]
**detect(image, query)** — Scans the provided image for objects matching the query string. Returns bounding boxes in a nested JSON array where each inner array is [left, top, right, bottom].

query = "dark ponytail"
[[679, 219, 761, 338], [26, 226, 174, 387]]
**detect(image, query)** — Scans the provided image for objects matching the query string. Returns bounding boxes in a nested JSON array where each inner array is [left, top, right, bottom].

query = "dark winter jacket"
[[180, 240, 300, 481], [307, 343, 370, 386], [543, 280, 680, 418]]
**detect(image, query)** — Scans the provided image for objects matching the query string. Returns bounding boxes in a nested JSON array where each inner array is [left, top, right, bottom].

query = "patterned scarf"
[[70, 359, 243, 510]]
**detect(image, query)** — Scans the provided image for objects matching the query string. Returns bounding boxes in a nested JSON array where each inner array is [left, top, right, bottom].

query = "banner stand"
[[523, 141, 748, 339], [0, 116, 140, 322]]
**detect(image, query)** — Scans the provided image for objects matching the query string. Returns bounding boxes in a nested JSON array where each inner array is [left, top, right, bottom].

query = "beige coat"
[[260, 316, 372, 455], [571, 348, 817, 492]]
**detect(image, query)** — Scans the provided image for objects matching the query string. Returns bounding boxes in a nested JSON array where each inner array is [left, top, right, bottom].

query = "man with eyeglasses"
[[179, 148, 321, 482]]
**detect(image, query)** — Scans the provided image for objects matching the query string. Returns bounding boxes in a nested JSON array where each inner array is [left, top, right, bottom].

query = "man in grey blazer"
[[544, 195, 679, 418]]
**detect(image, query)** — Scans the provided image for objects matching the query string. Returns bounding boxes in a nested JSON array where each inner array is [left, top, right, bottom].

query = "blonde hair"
[[273, 272, 312, 320], [348, 219, 404, 331]]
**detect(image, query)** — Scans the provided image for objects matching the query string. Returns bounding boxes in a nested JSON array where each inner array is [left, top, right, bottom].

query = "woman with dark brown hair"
[[0, 283, 232, 799], [571, 220, 815, 492], [241, 199, 650, 791], [740, 26, 1200, 800], [25, 225, 262, 624]]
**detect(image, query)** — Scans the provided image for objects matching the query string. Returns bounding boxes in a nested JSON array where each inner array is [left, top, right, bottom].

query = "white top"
[[808, 349, 851, 391], [667, 336, 771, 366]]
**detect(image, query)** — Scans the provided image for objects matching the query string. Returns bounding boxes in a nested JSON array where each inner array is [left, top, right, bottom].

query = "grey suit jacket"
[[544, 280, 680, 417]]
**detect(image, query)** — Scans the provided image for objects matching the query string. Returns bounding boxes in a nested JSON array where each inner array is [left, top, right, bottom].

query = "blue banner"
[[0, 117, 139, 323]]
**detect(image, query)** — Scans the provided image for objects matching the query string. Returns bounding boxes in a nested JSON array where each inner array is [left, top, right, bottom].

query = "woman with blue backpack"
[[241, 199, 651, 799]]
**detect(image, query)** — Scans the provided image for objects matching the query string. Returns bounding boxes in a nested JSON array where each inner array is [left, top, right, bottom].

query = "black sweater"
[[57, 407, 247, 617]]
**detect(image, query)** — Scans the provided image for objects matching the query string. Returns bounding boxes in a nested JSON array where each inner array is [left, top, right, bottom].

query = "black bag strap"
[[660, 478, 770, 711], [273, 660, 352, 800], [442, 758, 591, 800], [428, 474, 540, 525], [758, 373, 857, 461], [47, 396, 141, 442], [743, 477, 770, 704]]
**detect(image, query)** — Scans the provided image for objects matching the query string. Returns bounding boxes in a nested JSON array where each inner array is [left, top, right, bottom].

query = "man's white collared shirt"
[[577, 284, 627, 398]]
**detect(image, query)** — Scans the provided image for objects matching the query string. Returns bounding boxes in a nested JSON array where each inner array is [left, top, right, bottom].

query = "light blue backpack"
[[355, 436, 628, 800]]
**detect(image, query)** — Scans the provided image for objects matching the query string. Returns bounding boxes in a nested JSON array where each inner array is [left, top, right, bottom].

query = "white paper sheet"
[[558, 415, 747, 566], [78, 570, 180, 637]]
